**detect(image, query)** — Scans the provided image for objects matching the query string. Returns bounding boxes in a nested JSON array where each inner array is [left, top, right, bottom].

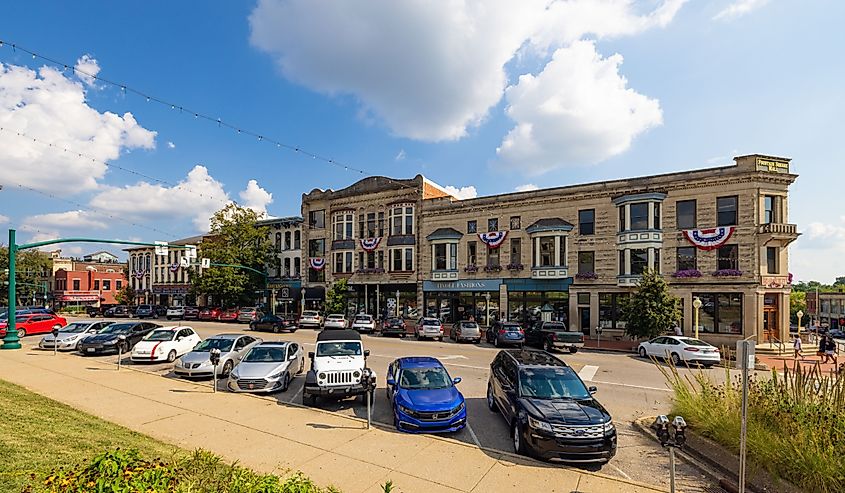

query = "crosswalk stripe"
[[578, 365, 599, 382]]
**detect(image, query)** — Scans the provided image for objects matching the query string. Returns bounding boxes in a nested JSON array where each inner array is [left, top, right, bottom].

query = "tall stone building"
[[259, 216, 303, 315]]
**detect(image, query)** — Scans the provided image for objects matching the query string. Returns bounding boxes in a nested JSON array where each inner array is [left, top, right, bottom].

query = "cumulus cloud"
[[166, 141, 176, 149], [496, 41, 663, 175], [239, 179, 273, 215], [515, 184, 540, 192], [442, 185, 478, 200], [74, 54, 101, 87], [23, 210, 107, 230], [713, 0, 769, 21], [0, 62, 156, 193]]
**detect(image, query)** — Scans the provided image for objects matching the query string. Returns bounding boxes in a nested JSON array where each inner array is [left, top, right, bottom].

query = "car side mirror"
[[308, 351, 315, 359], [453, 377, 462, 385], [364, 349, 370, 358], [386, 377, 395, 386], [289, 353, 297, 361], [588, 386, 598, 395]]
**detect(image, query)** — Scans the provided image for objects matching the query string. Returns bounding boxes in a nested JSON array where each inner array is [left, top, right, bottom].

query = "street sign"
[[200, 258, 211, 269], [179, 257, 190, 268], [280, 287, 291, 299], [154, 241, 169, 256], [184, 245, 197, 259], [387, 298, 396, 309]]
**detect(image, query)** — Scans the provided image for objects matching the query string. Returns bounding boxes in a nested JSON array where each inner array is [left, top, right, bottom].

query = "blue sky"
[[0, 1, 843, 282]]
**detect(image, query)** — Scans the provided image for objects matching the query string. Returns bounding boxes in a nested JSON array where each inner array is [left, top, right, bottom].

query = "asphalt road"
[[29, 317, 724, 492]]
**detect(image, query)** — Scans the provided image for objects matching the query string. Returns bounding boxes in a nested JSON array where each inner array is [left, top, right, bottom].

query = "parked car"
[[154, 305, 168, 318], [637, 336, 721, 367], [38, 320, 114, 351], [351, 314, 376, 333], [134, 304, 157, 319], [250, 314, 296, 333], [219, 309, 239, 323], [105, 305, 131, 318], [166, 306, 185, 320], [0, 313, 68, 338], [415, 317, 444, 341], [1, 307, 55, 322], [131, 326, 202, 363], [227, 341, 305, 393], [198, 307, 222, 321], [175, 333, 262, 378], [303, 329, 373, 405], [524, 321, 583, 354], [78, 321, 160, 355], [487, 349, 617, 462], [323, 314, 348, 330], [827, 329, 845, 340], [381, 317, 407, 337], [86, 304, 116, 318], [183, 306, 200, 320], [450, 320, 481, 343], [386, 357, 466, 433], [298, 310, 323, 329], [237, 307, 261, 324], [487, 321, 525, 348]]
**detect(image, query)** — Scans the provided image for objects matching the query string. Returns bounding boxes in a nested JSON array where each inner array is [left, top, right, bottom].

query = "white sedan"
[[638, 336, 721, 367], [323, 314, 347, 329], [131, 326, 201, 363], [351, 314, 376, 333]]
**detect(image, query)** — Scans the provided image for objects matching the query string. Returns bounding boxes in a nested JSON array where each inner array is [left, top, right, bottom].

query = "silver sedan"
[[174, 333, 262, 378], [38, 320, 114, 351], [227, 341, 305, 393]]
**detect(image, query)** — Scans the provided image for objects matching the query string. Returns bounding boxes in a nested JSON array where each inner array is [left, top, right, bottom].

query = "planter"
[[712, 269, 743, 277], [464, 265, 478, 273], [506, 263, 524, 271], [575, 272, 599, 280], [672, 269, 702, 278], [484, 265, 503, 273]]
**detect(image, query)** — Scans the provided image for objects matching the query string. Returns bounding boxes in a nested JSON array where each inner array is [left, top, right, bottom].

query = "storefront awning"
[[304, 286, 325, 300], [504, 278, 572, 291]]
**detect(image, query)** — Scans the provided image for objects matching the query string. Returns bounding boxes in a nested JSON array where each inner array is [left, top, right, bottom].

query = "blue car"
[[386, 357, 467, 433]]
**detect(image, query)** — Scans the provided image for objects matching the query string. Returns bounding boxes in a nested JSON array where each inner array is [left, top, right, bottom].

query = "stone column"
[[554, 236, 561, 267]]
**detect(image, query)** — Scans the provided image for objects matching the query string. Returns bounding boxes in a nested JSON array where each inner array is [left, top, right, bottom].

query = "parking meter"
[[210, 348, 221, 393], [653, 414, 686, 493], [51, 327, 60, 356], [117, 334, 127, 370], [362, 368, 376, 429]]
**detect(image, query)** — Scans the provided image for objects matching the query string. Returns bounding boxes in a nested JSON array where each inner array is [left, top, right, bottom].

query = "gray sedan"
[[38, 320, 114, 351], [174, 333, 262, 378], [450, 320, 482, 343], [227, 341, 304, 393]]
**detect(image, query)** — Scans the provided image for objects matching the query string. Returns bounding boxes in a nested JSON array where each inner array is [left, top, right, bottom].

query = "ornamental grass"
[[661, 362, 845, 492]]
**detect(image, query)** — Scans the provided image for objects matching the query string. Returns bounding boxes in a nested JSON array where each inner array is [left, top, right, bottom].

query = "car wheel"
[[16, 328, 26, 338], [166, 317, 172, 321], [167, 350, 177, 363], [486, 384, 499, 413], [281, 372, 290, 392], [272, 325, 280, 334], [703, 363, 715, 369], [290, 328, 298, 333], [437, 336, 443, 342], [544, 339, 554, 353], [393, 409, 400, 430], [513, 422, 528, 456], [639, 347, 648, 358], [494, 337, 500, 348], [221, 360, 234, 377], [671, 353, 682, 366], [569, 347, 578, 354]]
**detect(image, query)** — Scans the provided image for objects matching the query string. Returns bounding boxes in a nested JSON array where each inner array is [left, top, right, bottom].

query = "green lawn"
[[0, 378, 179, 492]]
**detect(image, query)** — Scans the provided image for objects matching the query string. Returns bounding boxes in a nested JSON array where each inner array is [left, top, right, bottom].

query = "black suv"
[[486, 349, 616, 463]]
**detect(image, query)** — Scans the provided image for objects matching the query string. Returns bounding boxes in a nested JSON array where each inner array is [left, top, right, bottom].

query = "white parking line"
[[590, 379, 671, 392], [289, 384, 303, 403], [465, 422, 481, 447], [609, 463, 632, 480], [578, 365, 599, 382]]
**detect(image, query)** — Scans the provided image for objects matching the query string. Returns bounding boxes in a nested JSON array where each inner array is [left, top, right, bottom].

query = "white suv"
[[323, 314, 347, 330], [416, 317, 444, 341], [303, 329, 374, 406], [166, 306, 185, 320], [351, 314, 376, 333], [299, 310, 323, 329]]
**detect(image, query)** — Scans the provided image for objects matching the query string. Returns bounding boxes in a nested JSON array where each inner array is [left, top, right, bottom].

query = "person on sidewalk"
[[818, 334, 829, 364], [825, 336, 838, 366], [793, 333, 804, 360]]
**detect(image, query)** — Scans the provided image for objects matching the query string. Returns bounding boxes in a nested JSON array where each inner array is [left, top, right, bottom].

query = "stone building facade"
[[419, 154, 798, 345], [125, 235, 205, 306], [259, 216, 303, 315]]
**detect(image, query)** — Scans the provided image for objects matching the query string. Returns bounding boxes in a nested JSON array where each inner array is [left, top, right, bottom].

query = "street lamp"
[[797, 310, 804, 332], [300, 287, 306, 315], [692, 297, 702, 339], [484, 292, 491, 328]]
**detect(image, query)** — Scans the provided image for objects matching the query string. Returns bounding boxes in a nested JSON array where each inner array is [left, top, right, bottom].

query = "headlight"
[[269, 371, 286, 379], [398, 404, 415, 416], [527, 415, 553, 433], [353, 371, 361, 379], [317, 372, 326, 380], [604, 419, 615, 434]]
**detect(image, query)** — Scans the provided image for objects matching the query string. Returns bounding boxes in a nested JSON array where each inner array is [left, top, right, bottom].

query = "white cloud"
[[166, 141, 176, 149], [442, 185, 478, 200], [395, 149, 406, 161], [713, 0, 770, 21], [514, 184, 540, 192], [74, 54, 101, 87], [22, 210, 107, 230], [791, 220, 845, 283], [496, 41, 663, 175], [249, 0, 684, 143], [0, 62, 156, 193], [239, 179, 273, 215], [0, 214, 8, 224]]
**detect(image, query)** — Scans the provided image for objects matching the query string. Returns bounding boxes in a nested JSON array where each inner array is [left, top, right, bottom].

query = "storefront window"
[[697, 294, 716, 333], [598, 293, 628, 329], [694, 292, 743, 334]]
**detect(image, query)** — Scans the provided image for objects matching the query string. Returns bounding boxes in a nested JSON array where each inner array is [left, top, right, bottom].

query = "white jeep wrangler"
[[303, 329, 375, 406]]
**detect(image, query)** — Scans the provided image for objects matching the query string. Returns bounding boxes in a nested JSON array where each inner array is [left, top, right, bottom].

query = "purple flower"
[[464, 265, 478, 273], [712, 269, 743, 277], [672, 269, 702, 278], [575, 272, 599, 280]]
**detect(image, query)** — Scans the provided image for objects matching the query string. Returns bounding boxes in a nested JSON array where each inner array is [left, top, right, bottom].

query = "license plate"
[[248, 383, 254, 390], [86, 348, 95, 353]]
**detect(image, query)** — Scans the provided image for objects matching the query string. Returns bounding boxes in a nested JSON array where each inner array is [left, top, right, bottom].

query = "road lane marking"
[[609, 463, 632, 480], [289, 384, 304, 403], [590, 379, 671, 392], [439, 355, 469, 360], [466, 422, 481, 447], [578, 365, 599, 382]]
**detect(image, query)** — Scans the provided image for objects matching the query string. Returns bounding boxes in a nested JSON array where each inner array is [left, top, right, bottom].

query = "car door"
[[27, 315, 49, 334], [646, 337, 667, 357], [497, 356, 519, 422], [178, 328, 198, 353], [665, 337, 683, 360], [287, 343, 301, 373], [386, 361, 397, 401]]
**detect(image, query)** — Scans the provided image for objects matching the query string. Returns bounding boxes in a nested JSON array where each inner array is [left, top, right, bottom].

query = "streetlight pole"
[[692, 297, 702, 340], [3, 229, 19, 350], [797, 310, 805, 341], [485, 292, 491, 328]]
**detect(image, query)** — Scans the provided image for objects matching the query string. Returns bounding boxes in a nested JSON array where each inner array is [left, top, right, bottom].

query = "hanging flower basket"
[[672, 269, 702, 278], [713, 269, 743, 277], [464, 265, 478, 273], [575, 272, 599, 280], [506, 263, 524, 271]]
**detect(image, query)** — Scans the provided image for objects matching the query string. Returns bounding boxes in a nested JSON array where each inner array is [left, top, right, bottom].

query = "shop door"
[[763, 294, 779, 341], [579, 308, 591, 336]]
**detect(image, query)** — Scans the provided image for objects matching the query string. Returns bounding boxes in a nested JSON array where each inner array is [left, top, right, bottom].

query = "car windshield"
[[461, 322, 479, 328], [400, 367, 452, 390], [519, 367, 590, 400], [316, 342, 362, 357], [192, 338, 234, 352], [682, 338, 712, 347], [61, 323, 93, 333], [99, 324, 134, 334], [303, 311, 318, 317], [243, 346, 286, 362], [138, 305, 151, 310], [355, 316, 372, 322], [422, 319, 440, 326], [145, 330, 176, 341], [502, 324, 521, 331]]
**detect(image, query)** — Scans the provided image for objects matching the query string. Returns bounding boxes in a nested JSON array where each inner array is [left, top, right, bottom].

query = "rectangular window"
[[308, 239, 325, 257], [763, 196, 774, 224], [392, 249, 402, 271], [367, 252, 376, 269], [335, 252, 344, 273], [767, 247, 779, 274], [630, 203, 649, 230], [294, 258, 300, 277], [539, 237, 554, 266], [378, 212, 385, 236], [405, 207, 414, 235], [717, 244, 739, 270], [467, 241, 477, 265], [391, 207, 402, 236], [404, 247, 413, 271], [345, 252, 353, 273], [510, 216, 521, 230], [599, 293, 629, 329], [294, 230, 301, 250], [579, 209, 595, 235], [677, 247, 697, 271], [367, 213, 376, 238], [717, 196, 738, 226], [653, 203, 661, 230], [116, 280, 122, 290], [488, 218, 498, 232], [308, 267, 324, 283], [434, 244, 447, 270], [377, 251, 384, 270], [630, 248, 648, 275], [619, 206, 626, 232], [284, 232, 291, 250], [676, 200, 696, 229], [619, 250, 625, 276], [94, 280, 100, 290], [284, 258, 291, 276], [467, 220, 477, 233], [449, 243, 457, 270], [309, 209, 325, 229], [654, 248, 661, 274], [487, 246, 500, 267], [693, 293, 743, 334], [578, 251, 595, 275], [510, 238, 521, 265], [577, 293, 590, 305], [72, 279, 80, 291], [103, 280, 111, 291], [358, 214, 365, 239], [559, 237, 566, 267]]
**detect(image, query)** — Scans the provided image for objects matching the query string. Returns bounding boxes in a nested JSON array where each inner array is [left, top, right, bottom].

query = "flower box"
[[484, 265, 503, 273], [671, 269, 702, 278], [506, 263, 524, 271], [575, 272, 599, 280], [464, 265, 478, 273], [712, 269, 743, 277]]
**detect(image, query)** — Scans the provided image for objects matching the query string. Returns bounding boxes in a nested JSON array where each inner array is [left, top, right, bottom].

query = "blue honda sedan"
[[386, 357, 467, 433]]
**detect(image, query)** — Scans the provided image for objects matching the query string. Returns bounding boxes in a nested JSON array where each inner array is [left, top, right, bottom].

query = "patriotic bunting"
[[478, 231, 508, 249], [309, 258, 326, 270], [133, 269, 147, 279], [169, 263, 180, 272], [682, 227, 735, 251], [360, 237, 382, 252]]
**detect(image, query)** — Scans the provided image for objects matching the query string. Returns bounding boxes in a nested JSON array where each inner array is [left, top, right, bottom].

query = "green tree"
[[189, 204, 272, 307], [789, 291, 806, 325], [324, 278, 349, 315], [114, 284, 136, 305], [0, 246, 52, 306], [620, 269, 681, 340]]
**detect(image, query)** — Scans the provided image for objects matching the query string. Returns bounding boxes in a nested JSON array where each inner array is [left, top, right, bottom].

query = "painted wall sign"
[[423, 279, 502, 292], [756, 158, 789, 174]]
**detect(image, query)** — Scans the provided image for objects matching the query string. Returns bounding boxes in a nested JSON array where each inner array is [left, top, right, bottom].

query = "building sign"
[[423, 279, 502, 292], [57, 294, 100, 302], [762, 276, 790, 289], [152, 285, 189, 295], [279, 287, 292, 300], [756, 158, 789, 174]]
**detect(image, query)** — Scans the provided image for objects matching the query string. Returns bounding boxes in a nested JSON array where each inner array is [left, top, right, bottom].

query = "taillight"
[[684, 347, 700, 352], [550, 333, 556, 341], [498, 329, 506, 335], [518, 329, 525, 335]]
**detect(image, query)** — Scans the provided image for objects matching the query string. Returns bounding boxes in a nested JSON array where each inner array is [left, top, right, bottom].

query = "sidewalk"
[[0, 348, 666, 493]]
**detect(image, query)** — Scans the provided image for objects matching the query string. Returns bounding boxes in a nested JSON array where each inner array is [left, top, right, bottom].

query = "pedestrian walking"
[[793, 333, 804, 360], [825, 336, 838, 366], [673, 323, 683, 336], [818, 334, 829, 363]]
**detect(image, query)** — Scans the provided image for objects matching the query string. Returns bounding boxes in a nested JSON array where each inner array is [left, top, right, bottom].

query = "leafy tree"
[[620, 269, 681, 340], [114, 284, 136, 305], [0, 246, 52, 306], [789, 291, 806, 325], [189, 204, 272, 307], [324, 278, 349, 315]]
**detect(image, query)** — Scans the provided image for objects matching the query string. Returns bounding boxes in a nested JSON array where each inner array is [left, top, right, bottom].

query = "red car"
[[198, 307, 222, 321], [218, 309, 239, 322], [0, 313, 68, 338]]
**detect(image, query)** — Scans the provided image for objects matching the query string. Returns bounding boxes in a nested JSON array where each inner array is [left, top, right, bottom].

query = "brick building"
[[49, 250, 127, 307]]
